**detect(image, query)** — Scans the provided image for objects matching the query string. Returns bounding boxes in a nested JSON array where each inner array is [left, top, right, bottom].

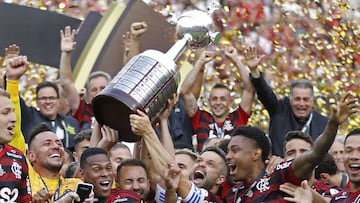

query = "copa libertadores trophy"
[[92, 9, 220, 142]]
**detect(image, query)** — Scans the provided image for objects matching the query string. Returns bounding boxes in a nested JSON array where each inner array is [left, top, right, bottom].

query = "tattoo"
[[183, 93, 198, 117], [189, 96, 198, 115]]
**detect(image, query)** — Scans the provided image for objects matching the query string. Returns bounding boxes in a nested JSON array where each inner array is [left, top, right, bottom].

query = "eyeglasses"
[[37, 96, 59, 101]]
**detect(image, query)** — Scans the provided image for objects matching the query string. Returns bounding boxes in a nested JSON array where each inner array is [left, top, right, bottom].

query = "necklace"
[[39, 175, 62, 201]]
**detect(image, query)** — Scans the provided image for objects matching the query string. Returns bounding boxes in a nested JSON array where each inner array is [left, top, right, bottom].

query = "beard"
[[199, 178, 216, 191], [42, 161, 63, 172]]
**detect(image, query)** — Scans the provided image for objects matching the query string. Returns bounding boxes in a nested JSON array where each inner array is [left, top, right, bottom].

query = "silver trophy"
[[92, 9, 220, 142]]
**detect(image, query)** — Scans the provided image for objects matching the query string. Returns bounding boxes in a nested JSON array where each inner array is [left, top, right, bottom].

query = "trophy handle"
[[166, 33, 192, 62]]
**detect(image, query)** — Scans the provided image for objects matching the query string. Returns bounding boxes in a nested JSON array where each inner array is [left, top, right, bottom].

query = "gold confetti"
[[2, 0, 359, 134]]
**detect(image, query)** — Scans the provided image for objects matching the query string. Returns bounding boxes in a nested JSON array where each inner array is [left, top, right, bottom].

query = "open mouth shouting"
[[192, 169, 205, 186], [227, 162, 237, 176]]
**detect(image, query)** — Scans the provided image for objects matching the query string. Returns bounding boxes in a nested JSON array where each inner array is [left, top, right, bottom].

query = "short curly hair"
[[231, 126, 271, 162]]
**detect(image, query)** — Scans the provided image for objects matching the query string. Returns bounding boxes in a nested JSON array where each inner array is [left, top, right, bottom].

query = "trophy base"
[[92, 88, 142, 142], [92, 50, 180, 143]]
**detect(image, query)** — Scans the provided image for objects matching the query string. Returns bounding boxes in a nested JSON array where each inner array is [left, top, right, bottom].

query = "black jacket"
[[20, 97, 80, 149], [251, 74, 328, 156]]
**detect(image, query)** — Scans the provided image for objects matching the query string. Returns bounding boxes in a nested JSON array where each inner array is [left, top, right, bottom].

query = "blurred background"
[[0, 0, 359, 135]]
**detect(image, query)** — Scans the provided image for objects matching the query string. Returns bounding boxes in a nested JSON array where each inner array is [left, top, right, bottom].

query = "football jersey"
[[73, 99, 94, 130], [191, 107, 249, 151], [223, 160, 302, 203], [0, 144, 31, 202], [106, 188, 144, 203], [182, 182, 222, 203], [330, 189, 360, 203], [312, 180, 342, 197]]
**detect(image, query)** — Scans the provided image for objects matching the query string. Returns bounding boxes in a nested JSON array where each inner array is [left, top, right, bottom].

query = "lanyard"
[[214, 122, 225, 139], [39, 175, 62, 201], [49, 119, 69, 148], [301, 112, 313, 133], [60, 120, 69, 148], [340, 173, 347, 189]]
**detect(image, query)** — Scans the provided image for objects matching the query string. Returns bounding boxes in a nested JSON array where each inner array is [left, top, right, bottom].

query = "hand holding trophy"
[[92, 9, 219, 142]]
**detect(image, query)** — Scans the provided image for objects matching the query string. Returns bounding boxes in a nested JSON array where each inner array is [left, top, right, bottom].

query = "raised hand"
[[195, 50, 215, 68], [244, 46, 264, 69], [329, 92, 359, 125], [130, 21, 148, 38], [97, 125, 119, 151], [224, 46, 239, 61], [165, 163, 181, 191], [60, 26, 76, 53], [280, 180, 313, 203], [265, 155, 284, 175], [158, 93, 178, 121], [6, 55, 29, 80], [122, 22, 148, 64], [5, 44, 20, 60], [129, 110, 153, 136]]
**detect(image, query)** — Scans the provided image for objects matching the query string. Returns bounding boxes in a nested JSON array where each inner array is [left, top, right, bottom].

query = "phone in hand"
[[72, 182, 93, 203]]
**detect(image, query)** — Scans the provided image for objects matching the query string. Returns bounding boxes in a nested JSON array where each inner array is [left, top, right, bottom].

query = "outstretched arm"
[[6, 50, 29, 153], [293, 92, 360, 179], [189, 48, 207, 99], [158, 94, 178, 158], [130, 110, 194, 200], [59, 26, 80, 113], [130, 110, 174, 177], [246, 47, 280, 115], [164, 164, 181, 203], [225, 46, 255, 113], [246, 46, 263, 79], [123, 21, 147, 64], [180, 50, 214, 117], [0, 44, 20, 89]]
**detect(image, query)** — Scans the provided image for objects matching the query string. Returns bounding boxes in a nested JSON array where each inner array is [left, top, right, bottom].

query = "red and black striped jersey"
[[0, 144, 31, 202], [312, 180, 342, 198], [106, 188, 144, 203], [73, 99, 94, 129], [223, 161, 302, 203], [191, 107, 250, 151], [330, 189, 360, 203]]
